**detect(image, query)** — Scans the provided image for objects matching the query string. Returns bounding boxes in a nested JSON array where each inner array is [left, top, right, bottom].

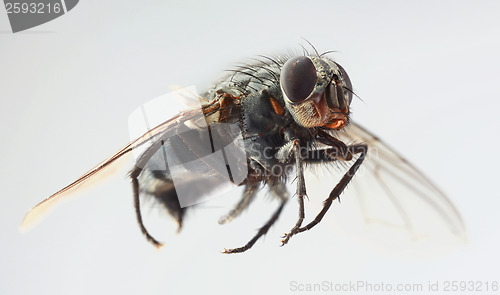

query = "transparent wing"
[[20, 109, 203, 231], [329, 121, 466, 253]]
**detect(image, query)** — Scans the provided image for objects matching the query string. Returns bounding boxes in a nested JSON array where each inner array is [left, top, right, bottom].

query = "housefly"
[[22, 48, 466, 254]]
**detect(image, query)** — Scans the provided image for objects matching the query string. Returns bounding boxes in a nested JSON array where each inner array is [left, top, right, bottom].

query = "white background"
[[1, 1, 499, 294]]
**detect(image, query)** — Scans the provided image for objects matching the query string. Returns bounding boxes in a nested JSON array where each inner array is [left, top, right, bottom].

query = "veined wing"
[[332, 122, 466, 249], [20, 109, 204, 231]]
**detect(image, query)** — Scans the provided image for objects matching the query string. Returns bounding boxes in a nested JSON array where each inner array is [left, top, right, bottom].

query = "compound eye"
[[280, 56, 317, 103]]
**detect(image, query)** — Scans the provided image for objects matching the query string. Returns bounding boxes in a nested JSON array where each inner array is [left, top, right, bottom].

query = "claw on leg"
[[280, 222, 301, 246], [221, 200, 286, 254], [221, 246, 246, 254], [280, 232, 293, 246]]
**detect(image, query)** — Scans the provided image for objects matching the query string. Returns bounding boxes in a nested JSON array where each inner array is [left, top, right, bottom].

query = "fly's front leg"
[[279, 137, 307, 246], [293, 144, 367, 240]]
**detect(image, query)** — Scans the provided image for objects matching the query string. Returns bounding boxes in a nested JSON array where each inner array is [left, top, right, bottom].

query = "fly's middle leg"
[[221, 181, 288, 254], [218, 182, 259, 225]]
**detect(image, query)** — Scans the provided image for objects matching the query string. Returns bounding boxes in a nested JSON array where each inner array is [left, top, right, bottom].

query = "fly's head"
[[280, 56, 352, 129]]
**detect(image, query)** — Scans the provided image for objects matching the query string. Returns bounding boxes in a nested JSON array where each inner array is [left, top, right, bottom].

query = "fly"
[[21, 47, 466, 254]]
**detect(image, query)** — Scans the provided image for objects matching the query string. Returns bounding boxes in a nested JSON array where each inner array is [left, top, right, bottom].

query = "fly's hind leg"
[[222, 181, 288, 254], [130, 166, 163, 248]]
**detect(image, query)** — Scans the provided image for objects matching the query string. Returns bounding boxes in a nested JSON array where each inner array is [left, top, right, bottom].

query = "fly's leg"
[[282, 144, 367, 245], [218, 182, 260, 225], [222, 181, 288, 254], [280, 139, 307, 246], [130, 166, 163, 248]]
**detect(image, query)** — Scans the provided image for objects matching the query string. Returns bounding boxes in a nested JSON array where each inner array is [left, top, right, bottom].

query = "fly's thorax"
[[280, 56, 352, 129]]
